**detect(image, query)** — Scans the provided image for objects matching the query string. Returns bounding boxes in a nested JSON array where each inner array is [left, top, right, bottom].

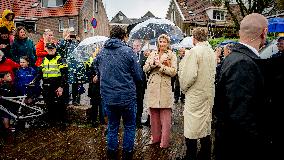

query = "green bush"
[[209, 37, 238, 49]]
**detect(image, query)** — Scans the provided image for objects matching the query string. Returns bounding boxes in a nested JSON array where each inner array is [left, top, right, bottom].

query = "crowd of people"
[[0, 9, 86, 143], [0, 10, 281, 160]]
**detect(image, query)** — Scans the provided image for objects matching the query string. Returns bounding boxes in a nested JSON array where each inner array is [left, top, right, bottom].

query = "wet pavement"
[[0, 101, 187, 160]]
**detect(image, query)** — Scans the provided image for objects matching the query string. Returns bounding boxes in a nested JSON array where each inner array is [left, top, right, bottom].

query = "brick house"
[[0, 0, 110, 42], [110, 11, 156, 31], [166, 0, 238, 38]]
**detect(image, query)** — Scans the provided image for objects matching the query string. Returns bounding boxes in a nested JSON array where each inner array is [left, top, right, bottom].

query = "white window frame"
[[94, 0, 98, 13], [213, 10, 225, 21], [68, 18, 75, 29], [42, 0, 64, 8], [14, 21, 37, 32], [58, 19, 64, 32], [84, 19, 88, 33], [171, 10, 175, 22]]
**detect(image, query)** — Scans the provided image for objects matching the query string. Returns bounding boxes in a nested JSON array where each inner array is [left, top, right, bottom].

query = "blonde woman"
[[143, 34, 177, 148], [35, 29, 54, 67]]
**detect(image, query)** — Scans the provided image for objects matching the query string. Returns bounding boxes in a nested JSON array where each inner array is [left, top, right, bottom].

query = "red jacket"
[[0, 58, 20, 81], [35, 38, 48, 67]]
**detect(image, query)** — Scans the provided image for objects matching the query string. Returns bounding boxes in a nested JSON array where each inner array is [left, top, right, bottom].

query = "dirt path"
[[0, 102, 186, 160]]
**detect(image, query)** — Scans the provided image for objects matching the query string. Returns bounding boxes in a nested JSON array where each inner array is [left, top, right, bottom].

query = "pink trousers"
[[149, 108, 172, 148]]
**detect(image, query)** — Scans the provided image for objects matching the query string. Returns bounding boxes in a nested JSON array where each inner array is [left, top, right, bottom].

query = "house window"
[[94, 0, 98, 13], [42, 0, 64, 7], [171, 10, 175, 22], [69, 19, 75, 29], [58, 19, 64, 32], [213, 10, 225, 20], [15, 21, 36, 32], [84, 19, 88, 33], [230, 0, 237, 4]]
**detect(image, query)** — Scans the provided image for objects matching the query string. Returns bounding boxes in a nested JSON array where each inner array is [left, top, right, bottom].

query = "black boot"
[[136, 119, 142, 129], [3, 128, 14, 144], [122, 150, 134, 160], [185, 138, 197, 160], [142, 115, 150, 126], [107, 149, 118, 160]]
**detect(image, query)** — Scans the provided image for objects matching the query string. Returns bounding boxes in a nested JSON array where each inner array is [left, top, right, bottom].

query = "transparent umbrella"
[[171, 36, 194, 49], [128, 18, 183, 44], [72, 36, 109, 61], [179, 36, 194, 48]]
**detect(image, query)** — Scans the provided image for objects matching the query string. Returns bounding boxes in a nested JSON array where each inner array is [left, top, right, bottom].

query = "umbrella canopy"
[[141, 43, 157, 51], [73, 36, 109, 61], [149, 34, 182, 45], [268, 17, 284, 33], [171, 36, 194, 49], [128, 18, 183, 43], [78, 36, 109, 46], [217, 40, 238, 47], [179, 36, 194, 48]]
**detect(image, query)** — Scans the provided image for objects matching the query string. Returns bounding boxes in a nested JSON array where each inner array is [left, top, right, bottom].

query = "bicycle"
[[0, 84, 45, 132]]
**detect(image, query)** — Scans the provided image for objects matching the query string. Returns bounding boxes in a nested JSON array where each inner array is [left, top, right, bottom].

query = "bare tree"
[[277, 0, 284, 10], [209, 0, 277, 29]]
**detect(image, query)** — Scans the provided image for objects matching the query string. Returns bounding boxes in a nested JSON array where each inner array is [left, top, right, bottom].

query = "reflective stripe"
[[42, 55, 62, 78], [43, 64, 59, 68], [43, 73, 61, 78], [43, 70, 61, 74]]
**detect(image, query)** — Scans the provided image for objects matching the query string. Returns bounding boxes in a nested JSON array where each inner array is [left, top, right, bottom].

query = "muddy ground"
[[0, 101, 190, 160]]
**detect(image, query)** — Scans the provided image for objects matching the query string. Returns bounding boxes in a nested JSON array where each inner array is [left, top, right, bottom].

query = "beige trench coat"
[[143, 50, 177, 108], [179, 41, 216, 139]]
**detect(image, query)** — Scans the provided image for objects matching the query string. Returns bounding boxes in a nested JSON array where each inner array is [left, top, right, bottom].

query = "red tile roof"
[[0, 0, 84, 19], [176, 0, 212, 22], [0, 0, 13, 15]]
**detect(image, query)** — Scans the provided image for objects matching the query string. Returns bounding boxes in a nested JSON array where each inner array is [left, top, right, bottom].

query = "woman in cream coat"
[[143, 34, 177, 148], [179, 27, 216, 159]]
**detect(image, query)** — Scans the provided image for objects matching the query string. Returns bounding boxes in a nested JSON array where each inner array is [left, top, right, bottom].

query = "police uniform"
[[40, 43, 68, 124]]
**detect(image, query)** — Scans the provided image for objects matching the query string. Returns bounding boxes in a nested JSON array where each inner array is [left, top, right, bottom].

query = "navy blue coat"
[[94, 38, 143, 106], [15, 67, 40, 96]]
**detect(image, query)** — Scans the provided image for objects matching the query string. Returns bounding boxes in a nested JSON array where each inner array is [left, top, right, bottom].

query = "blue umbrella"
[[217, 40, 238, 47], [268, 17, 284, 33]]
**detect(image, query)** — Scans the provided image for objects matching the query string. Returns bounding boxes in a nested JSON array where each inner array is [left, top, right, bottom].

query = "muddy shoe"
[[4, 129, 14, 145], [107, 149, 118, 160], [122, 150, 133, 160], [91, 122, 99, 128]]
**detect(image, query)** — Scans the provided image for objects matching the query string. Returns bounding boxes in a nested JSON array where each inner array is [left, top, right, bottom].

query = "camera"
[[70, 34, 76, 39]]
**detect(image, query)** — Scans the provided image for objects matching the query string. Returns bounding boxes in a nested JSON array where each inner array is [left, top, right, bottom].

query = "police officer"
[[39, 43, 68, 126]]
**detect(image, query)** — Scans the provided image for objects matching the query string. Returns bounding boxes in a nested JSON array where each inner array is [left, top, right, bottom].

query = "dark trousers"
[[105, 100, 137, 152], [90, 97, 105, 124], [185, 135, 211, 160], [174, 85, 185, 102], [72, 83, 80, 104], [174, 76, 185, 102], [42, 84, 66, 123], [214, 131, 272, 160], [136, 83, 144, 126]]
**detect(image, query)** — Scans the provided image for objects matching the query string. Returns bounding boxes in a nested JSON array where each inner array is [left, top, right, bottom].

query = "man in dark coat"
[[94, 26, 142, 160], [214, 13, 272, 160], [263, 36, 284, 149], [132, 39, 145, 129]]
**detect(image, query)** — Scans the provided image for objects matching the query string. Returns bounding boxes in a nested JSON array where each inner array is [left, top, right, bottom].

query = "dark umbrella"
[[128, 18, 183, 42]]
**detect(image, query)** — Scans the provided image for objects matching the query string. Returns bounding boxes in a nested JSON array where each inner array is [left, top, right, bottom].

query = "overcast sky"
[[102, 0, 171, 20]]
